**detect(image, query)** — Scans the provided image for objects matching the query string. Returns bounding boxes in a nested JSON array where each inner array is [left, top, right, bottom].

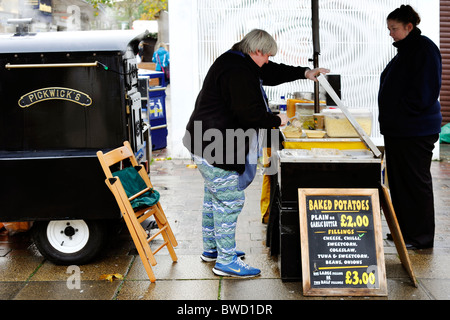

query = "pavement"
[[1, 86, 450, 308]]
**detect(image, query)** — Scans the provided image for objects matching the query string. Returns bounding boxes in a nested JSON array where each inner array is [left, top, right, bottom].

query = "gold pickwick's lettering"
[[18, 87, 92, 108]]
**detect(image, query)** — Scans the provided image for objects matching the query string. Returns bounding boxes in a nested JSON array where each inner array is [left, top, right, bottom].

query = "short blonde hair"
[[156, 42, 168, 51], [231, 29, 277, 56]]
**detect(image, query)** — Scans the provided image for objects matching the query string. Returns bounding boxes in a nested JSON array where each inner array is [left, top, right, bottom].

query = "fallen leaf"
[[99, 273, 124, 282]]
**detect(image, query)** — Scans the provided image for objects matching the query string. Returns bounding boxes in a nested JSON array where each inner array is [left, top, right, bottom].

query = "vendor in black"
[[378, 5, 442, 249]]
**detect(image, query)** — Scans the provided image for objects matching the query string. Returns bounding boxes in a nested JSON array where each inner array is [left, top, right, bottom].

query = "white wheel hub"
[[46, 220, 90, 254]]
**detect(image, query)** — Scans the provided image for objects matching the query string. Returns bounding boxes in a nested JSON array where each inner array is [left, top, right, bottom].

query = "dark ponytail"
[[387, 5, 421, 27]]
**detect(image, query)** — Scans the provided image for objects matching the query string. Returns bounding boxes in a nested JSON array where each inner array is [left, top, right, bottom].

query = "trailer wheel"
[[32, 219, 107, 265]]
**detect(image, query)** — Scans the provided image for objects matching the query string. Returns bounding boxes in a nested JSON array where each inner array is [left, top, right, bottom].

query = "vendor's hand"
[[305, 68, 330, 82], [278, 113, 289, 126]]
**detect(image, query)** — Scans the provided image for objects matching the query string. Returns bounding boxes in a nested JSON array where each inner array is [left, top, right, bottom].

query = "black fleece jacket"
[[378, 28, 442, 137], [183, 50, 308, 173]]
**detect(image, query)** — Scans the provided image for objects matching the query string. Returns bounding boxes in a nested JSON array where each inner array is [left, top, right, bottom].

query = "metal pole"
[[311, 0, 320, 113]]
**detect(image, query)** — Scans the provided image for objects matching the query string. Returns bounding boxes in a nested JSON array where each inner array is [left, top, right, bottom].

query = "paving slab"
[[30, 255, 134, 281], [0, 256, 44, 281], [116, 280, 220, 300], [13, 280, 121, 300]]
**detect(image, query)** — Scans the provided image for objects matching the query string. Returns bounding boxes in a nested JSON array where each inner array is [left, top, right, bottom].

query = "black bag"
[[163, 63, 170, 81]]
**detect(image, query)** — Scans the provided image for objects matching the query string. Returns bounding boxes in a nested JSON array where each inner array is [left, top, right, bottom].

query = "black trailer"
[[0, 30, 150, 264]]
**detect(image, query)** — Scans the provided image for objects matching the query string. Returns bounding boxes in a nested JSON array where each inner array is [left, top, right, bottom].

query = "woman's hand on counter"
[[305, 68, 330, 82], [278, 113, 289, 126]]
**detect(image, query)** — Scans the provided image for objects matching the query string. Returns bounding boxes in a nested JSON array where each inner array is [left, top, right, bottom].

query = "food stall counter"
[[270, 147, 382, 281], [282, 133, 369, 151]]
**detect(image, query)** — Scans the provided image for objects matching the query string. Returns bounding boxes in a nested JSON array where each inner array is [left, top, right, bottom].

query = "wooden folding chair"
[[97, 141, 177, 282]]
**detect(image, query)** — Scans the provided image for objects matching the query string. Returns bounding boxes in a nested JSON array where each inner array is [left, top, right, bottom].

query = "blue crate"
[[151, 126, 168, 150]]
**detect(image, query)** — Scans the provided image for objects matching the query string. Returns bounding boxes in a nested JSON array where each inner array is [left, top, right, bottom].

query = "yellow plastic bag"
[[260, 175, 271, 224]]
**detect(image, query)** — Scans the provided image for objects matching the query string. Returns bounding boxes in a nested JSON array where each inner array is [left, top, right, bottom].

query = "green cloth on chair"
[[112, 166, 160, 209]]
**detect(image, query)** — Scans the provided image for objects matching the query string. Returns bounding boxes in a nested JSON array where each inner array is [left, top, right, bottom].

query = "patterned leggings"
[[194, 156, 245, 264]]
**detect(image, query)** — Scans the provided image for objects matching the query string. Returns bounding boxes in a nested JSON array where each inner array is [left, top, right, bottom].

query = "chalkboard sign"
[[298, 188, 387, 296]]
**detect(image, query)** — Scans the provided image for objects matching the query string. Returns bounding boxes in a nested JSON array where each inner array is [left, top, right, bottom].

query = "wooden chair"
[[97, 141, 177, 282]]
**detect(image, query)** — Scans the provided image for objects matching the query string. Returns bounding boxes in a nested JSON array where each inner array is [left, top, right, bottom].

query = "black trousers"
[[384, 134, 439, 248]]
